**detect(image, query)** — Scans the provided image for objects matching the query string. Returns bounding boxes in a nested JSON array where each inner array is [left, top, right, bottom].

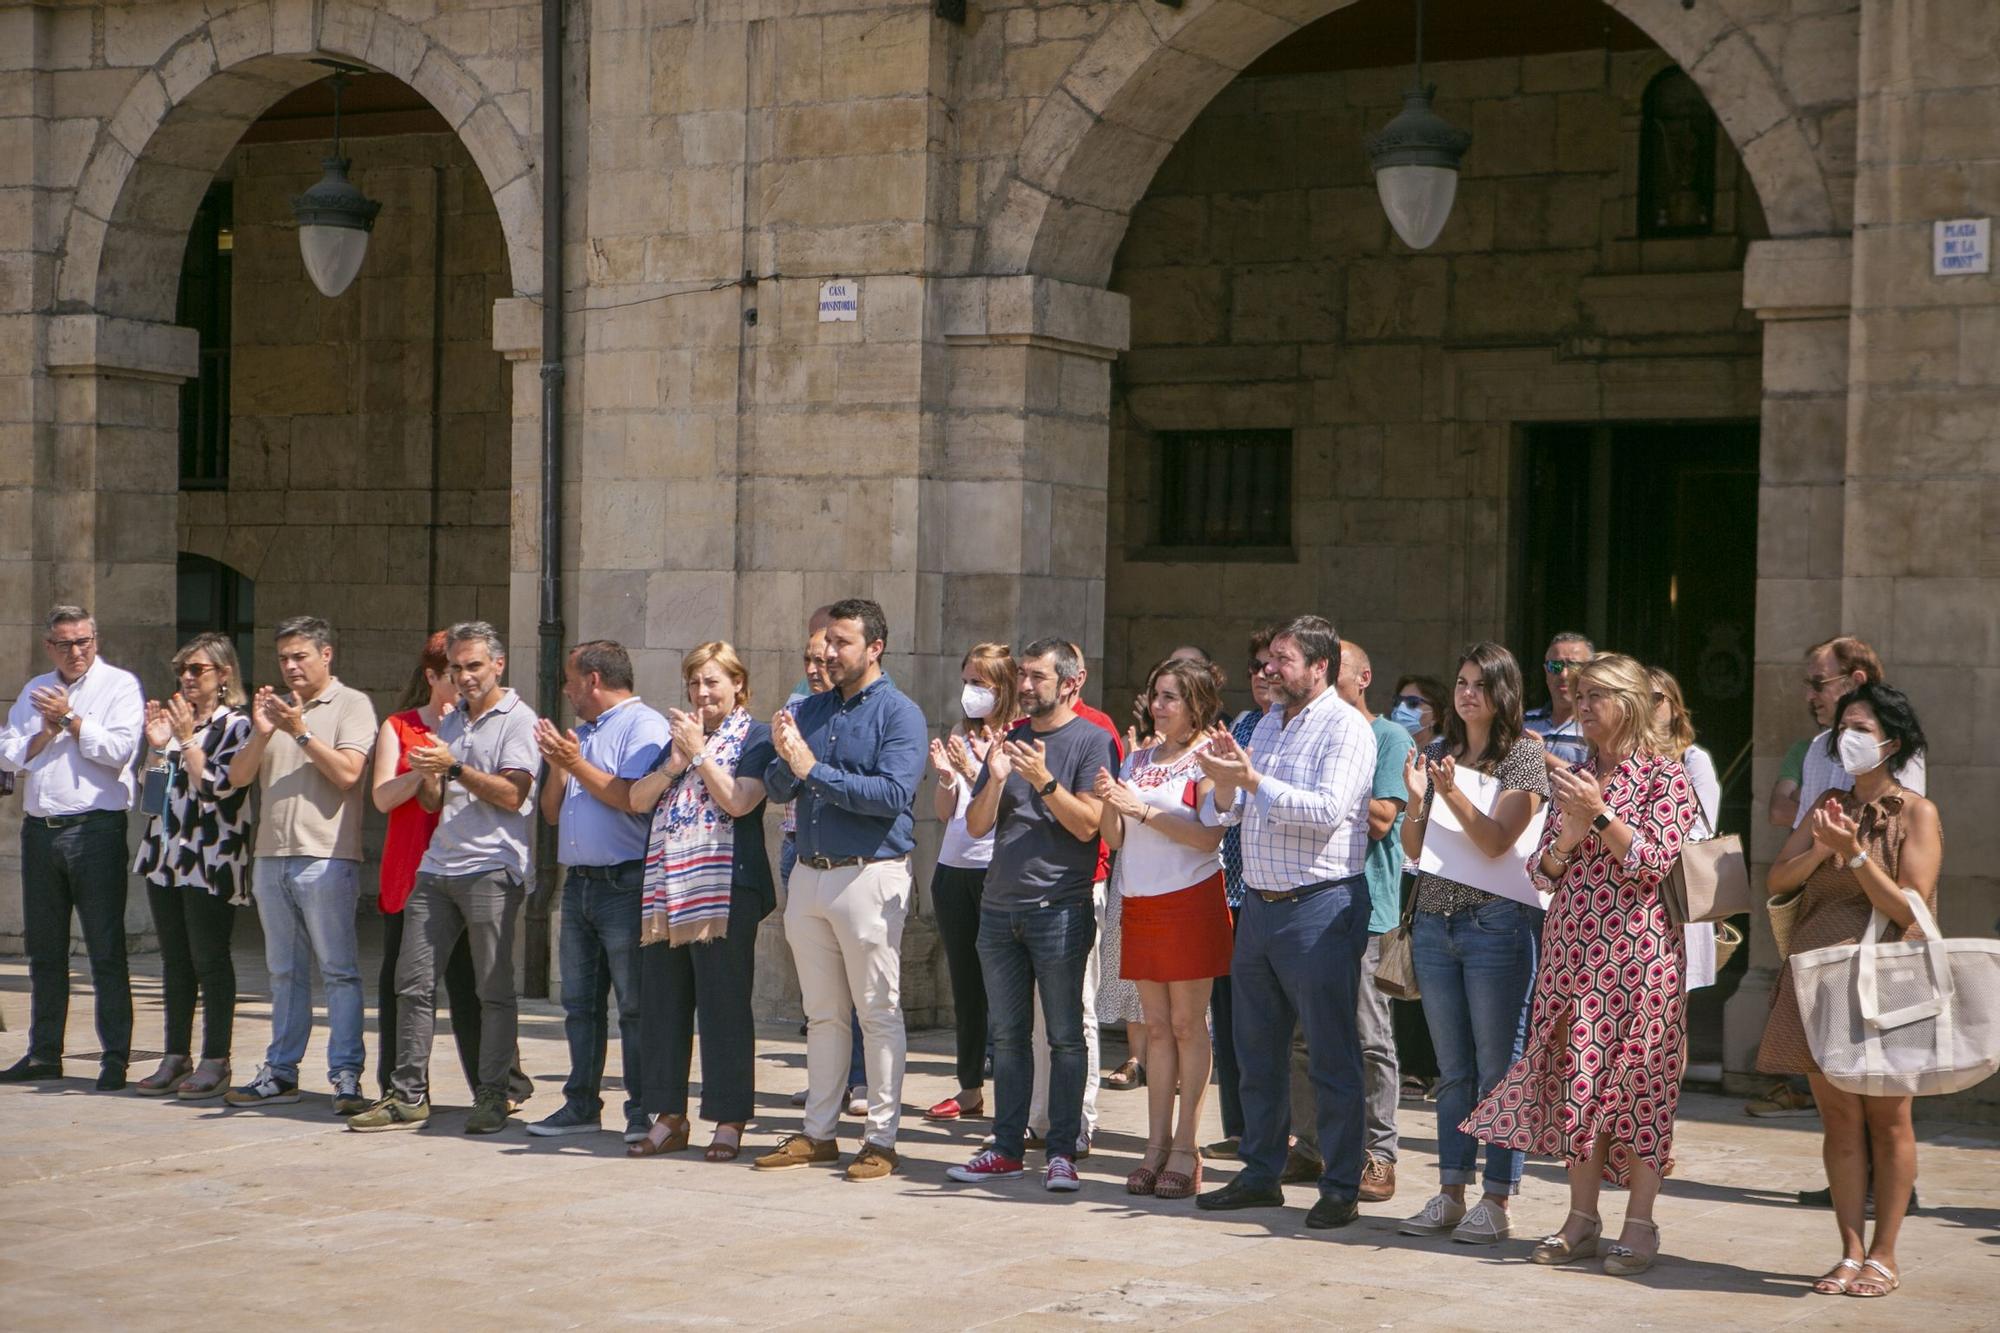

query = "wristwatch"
[[1590, 811, 1612, 833], [1038, 777, 1059, 797], [294, 729, 315, 748], [58, 712, 77, 731], [447, 762, 464, 783], [689, 752, 707, 769], [1846, 849, 1871, 871]]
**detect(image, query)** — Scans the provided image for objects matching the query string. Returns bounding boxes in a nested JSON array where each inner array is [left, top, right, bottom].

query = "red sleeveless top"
[[378, 709, 441, 914]]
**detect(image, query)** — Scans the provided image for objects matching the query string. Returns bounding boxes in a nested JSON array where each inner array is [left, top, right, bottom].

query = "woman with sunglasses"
[[1387, 675, 1446, 752], [131, 634, 255, 1099]]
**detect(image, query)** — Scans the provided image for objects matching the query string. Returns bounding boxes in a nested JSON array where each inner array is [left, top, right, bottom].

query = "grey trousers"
[[1292, 932, 1400, 1162], [392, 868, 524, 1104]]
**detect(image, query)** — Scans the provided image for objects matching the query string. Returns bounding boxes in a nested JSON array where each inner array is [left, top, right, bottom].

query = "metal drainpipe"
[[526, 0, 565, 998]]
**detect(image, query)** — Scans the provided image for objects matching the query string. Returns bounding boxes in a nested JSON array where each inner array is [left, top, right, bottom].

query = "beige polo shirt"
[[245, 678, 379, 861]]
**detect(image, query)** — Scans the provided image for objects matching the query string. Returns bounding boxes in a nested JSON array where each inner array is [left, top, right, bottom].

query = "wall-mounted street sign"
[[818, 279, 859, 322], [1933, 218, 1990, 276]]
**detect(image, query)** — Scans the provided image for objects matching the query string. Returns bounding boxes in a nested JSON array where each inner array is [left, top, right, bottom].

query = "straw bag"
[[1662, 806, 1751, 926], [1767, 886, 1805, 958], [1791, 889, 2000, 1097]]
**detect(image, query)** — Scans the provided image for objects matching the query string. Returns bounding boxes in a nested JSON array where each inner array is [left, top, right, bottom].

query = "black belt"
[[26, 809, 124, 830], [568, 860, 643, 880], [800, 853, 898, 872], [1253, 873, 1360, 905]]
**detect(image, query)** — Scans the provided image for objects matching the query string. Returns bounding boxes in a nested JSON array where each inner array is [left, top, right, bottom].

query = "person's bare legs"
[[1165, 978, 1212, 1178], [1135, 982, 1174, 1170], [1856, 1092, 1916, 1294], [1615, 1153, 1664, 1262], [1810, 1073, 1872, 1290], [1556, 1135, 1612, 1247]]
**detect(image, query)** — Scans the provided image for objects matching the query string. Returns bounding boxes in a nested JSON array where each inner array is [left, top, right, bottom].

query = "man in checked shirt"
[[1193, 614, 1378, 1230]]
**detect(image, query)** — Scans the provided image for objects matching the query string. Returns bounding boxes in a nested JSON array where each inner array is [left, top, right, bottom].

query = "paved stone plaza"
[[2, 942, 1995, 1331]]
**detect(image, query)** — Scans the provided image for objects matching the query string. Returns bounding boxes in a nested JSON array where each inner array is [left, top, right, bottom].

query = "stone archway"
[[977, 0, 1849, 285]]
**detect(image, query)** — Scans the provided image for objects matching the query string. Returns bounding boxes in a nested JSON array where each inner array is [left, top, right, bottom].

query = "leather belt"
[[1252, 873, 1359, 905], [801, 854, 896, 872], [26, 809, 124, 830]]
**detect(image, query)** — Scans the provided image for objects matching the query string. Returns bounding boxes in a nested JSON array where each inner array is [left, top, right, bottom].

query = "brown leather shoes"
[[751, 1133, 839, 1171], [1359, 1155, 1397, 1202]]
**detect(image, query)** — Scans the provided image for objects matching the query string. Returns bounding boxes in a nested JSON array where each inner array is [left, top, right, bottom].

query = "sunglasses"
[[1393, 694, 1427, 710], [1543, 659, 1584, 675]]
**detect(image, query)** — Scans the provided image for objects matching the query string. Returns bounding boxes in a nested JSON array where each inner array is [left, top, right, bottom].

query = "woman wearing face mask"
[[1758, 683, 1937, 1299], [1396, 643, 1549, 1244], [923, 643, 1019, 1123], [1464, 652, 1700, 1277], [625, 642, 775, 1161], [1648, 668, 1723, 993], [1389, 674, 1447, 751], [1094, 656, 1229, 1199], [130, 634, 255, 1099]]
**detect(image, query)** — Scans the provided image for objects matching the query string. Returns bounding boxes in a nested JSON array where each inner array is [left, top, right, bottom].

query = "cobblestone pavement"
[[2, 943, 1996, 1331]]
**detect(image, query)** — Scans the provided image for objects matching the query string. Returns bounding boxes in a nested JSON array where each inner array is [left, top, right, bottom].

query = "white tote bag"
[[1791, 889, 2000, 1097]]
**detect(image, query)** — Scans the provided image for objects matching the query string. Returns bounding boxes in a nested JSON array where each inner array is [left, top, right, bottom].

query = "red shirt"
[[1074, 701, 1125, 884], [377, 709, 442, 914]]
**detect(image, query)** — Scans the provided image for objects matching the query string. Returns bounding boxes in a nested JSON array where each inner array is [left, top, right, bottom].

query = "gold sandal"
[[1848, 1258, 1899, 1298], [1603, 1218, 1660, 1276], [1530, 1210, 1601, 1265], [1812, 1259, 1864, 1295]]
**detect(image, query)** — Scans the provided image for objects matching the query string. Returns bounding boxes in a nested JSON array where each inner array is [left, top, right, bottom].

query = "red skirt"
[[1119, 871, 1232, 982]]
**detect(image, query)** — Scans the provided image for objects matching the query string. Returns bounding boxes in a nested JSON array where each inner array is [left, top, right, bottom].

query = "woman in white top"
[[1649, 668, 1722, 992], [923, 643, 1019, 1123], [1094, 657, 1229, 1200]]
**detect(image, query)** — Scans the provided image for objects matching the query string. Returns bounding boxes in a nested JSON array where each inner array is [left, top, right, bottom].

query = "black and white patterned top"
[[1412, 732, 1550, 917], [133, 706, 255, 903]]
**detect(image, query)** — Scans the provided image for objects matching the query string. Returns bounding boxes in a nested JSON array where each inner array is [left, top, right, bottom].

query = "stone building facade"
[[2, 0, 1996, 1107]]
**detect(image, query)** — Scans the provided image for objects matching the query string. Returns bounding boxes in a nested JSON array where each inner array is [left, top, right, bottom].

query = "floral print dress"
[[1463, 749, 1700, 1185]]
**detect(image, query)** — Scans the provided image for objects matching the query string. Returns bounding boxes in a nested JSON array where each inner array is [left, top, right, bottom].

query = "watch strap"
[[447, 761, 464, 782], [1590, 811, 1612, 832], [1038, 777, 1059, 797]]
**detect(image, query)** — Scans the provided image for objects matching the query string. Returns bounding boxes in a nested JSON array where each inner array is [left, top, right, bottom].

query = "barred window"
[[1638, 68, 1718, 238], [1156, 429, 1292, 549], [177, 183, 233, 489]]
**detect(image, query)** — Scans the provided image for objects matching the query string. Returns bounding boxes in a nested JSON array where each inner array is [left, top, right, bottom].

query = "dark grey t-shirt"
[[975, 714, 1120, 908]]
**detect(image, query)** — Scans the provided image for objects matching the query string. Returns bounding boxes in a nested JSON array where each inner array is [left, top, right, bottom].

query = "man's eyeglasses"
[[1543, 659, 1582, 675], [47, 636, 96, 652], [1804, 674, 1845, 691]]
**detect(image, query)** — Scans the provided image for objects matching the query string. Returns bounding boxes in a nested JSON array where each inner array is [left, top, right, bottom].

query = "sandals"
[[1813, 1258, 1864, 1295], [626, 1116, 691, 1158], [924, 1094, 984, 1122], [1103, 1057, 1145, 1091], [705, 1123, 744, 1163], [134, 1055, 192, 1097], [1126, 1140, 1170, 1196], [1603, 1217, 1661, 1276], [1154, 1148, 1203, 1200], [1848, 1258, 1899, 1298], [1530, 1210, 1602, 1265], [177, 1059, 230, 1101]]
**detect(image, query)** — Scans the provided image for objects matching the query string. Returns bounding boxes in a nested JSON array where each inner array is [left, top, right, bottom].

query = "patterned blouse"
[[1411, 732, 1550, 916], [133, 706, 255, 903]]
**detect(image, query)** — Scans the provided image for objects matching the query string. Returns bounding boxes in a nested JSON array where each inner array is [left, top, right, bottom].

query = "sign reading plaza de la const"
[[1933, 218, 1991, 276], [818, 279, 859, 322]]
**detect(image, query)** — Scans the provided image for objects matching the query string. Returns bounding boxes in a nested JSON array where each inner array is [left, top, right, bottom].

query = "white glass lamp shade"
[[1373, 164, 1460, 251], [298, 223, 371, 298]]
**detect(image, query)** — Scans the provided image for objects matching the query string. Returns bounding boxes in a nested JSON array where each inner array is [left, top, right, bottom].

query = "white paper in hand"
[[1417, 766, 1551, 909]]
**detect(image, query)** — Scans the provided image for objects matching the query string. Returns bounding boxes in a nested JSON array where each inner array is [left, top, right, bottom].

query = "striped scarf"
[[640, 706, 752, 946]]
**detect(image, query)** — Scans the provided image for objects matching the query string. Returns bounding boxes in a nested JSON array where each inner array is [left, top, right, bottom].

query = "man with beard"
[[754, 598, 928, 1181], [1194, 614, 1377, 1229]]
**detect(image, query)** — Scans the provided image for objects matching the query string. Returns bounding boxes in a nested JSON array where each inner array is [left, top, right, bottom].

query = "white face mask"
[[961, 683, 998, 720], [1837, 728, 1889, 777]]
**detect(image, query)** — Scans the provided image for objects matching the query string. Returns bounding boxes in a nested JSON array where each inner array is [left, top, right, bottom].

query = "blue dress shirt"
[[558, 696, 670, 867], [764, 674, 927, 861]]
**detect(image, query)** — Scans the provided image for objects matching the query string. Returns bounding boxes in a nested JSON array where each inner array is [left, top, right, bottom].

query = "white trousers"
[[1029, 879, 1105, 1148], [785, 858, 912, 1146]]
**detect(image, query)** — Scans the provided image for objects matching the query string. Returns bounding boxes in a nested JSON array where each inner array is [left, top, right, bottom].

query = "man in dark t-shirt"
[[947, 639, 1117, 1194]]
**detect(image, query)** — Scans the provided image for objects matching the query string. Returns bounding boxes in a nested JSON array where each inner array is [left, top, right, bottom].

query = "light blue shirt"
[[558, 696, 669, 867]]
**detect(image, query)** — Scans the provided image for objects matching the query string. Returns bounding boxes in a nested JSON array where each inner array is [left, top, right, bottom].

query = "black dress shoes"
[[96, 1062, 128, 1092], [0, 1056, 61, 1082], [1196, 1177, 1286, 1211], [1305, 1196, 1361, 1230]]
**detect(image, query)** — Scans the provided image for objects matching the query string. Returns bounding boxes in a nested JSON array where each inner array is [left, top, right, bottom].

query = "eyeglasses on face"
[[47, 636, 96, 652], [176, 663, 219, 677], [1543, 659, 1583, 675], [1393, 694, 1427, 709], [1804, 674, 1845, 691]]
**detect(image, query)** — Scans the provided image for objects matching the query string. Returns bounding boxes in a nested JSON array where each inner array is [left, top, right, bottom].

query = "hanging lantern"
[[1362, 0, 1471, 251], [290, 68, 380, 298]]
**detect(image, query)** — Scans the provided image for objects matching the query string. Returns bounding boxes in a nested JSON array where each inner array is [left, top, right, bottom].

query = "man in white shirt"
[[1194, 614, 1377, 1229], [1792, 635, 1927, 822], [0, 605, 145, 1089]]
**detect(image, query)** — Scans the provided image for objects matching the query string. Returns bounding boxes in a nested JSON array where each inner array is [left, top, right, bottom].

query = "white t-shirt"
[[1793, 728, 1926, 828], [937, 774, 993, 869], [1115, 742, 1221, 898]]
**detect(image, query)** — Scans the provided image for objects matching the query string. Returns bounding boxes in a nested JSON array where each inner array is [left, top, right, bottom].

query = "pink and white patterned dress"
[[1462, 749, 1700, 1185]]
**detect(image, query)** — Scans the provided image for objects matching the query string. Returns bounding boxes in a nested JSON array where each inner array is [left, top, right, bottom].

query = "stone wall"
[[180, 130, 514, 706], [1102, 48, 1767, 713]]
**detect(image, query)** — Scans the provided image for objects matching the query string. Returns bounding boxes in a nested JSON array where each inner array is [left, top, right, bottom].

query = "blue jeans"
[[252, 855, 363, 1085], [1411, 897, 1542, 1195], [1232, 876, 1370, 1200], [781, 833, 866, 1090], [558, 862, 644, 1120], [977, 896, 1096, 1162]]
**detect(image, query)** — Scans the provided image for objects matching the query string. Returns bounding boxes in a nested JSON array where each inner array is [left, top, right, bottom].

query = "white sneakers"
[[1400, 1192, 1512, 1244], [1400, 1192, 1467, 1235]]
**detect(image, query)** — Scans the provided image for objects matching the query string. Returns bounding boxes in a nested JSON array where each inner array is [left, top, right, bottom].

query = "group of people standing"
[[0, 602, 1944, 1297]]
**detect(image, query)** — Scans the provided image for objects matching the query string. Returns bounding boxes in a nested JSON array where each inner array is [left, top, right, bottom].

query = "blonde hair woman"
[[131, 632, 254, 1099], [626, 641, 774, 1161], [1464, 652, 1699, 1276], [924, 643, 1019, 1123]]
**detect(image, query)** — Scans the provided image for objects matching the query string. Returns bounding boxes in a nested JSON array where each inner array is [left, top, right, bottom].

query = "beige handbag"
[[1663, 806, 1752, 926], [1374, 868, 1421, 1001], [1767, 886, 1805, 958]]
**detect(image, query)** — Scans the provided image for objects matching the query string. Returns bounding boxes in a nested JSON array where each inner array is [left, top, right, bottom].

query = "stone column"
[[1723, 238, 1851, 1080]]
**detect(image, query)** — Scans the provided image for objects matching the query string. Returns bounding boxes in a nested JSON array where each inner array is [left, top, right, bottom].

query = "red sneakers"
[[1045, 1156, 1082, 1192], [946, 1149, 1025, 1183]]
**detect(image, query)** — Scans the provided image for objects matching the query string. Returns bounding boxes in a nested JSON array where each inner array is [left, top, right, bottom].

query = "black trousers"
[[930, 863, 989, 1092], [378, 906, 486, 1099], [22, 812, 132, 1066], [637, 885, 760, 1123], [145, 883, 236, 1060]]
